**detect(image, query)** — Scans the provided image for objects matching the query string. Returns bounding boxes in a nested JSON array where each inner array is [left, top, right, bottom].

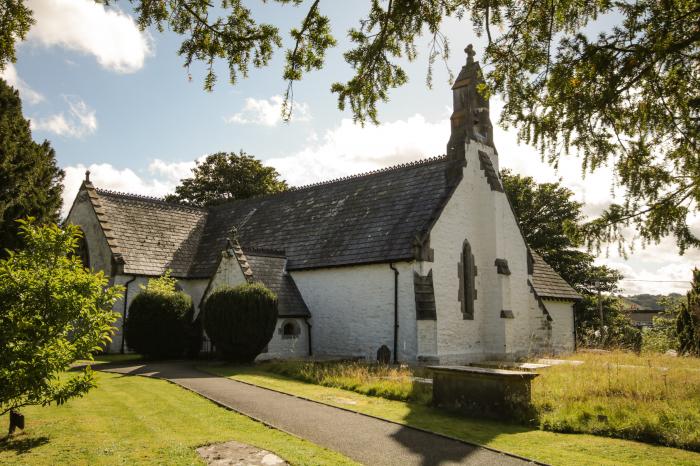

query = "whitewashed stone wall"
[[200, 253, 247, 315], [65, 191, 113, 275], [543, 300, 575, 353], [422, 140, 573, 363], [258, 317, 309, 360], [292, 261, 418, 362]]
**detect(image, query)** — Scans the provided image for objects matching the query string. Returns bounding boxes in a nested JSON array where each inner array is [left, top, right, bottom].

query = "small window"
[[280, 320, 300, 339], [74, 228, 90, 268]]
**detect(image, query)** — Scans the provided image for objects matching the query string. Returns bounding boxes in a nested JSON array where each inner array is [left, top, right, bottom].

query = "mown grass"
[[531, 351, 700, 451], [204, 363, 700, 466], [0, 371, 356, 466], [224, 351, 700, 452]]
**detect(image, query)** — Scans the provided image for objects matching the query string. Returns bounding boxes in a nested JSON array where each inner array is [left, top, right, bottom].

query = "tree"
[[0, 79, 64, 253], [0, 220, 121, 434], [2, 2, 696, 252], [677, 267, 700, 356], [501, 169, 621, 293], [576, 294, 641, 350], [165, 151, 287, 207]]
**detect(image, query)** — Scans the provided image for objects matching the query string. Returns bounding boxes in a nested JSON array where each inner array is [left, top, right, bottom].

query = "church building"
[[66, 46, 579, 364]]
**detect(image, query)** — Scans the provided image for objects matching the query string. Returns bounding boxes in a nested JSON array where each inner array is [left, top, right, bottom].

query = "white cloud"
[[268, 114, 447, 185], [32, 96, 97, 137], [0, 63, 44, 104], [61, 155, 209, 217], [26, 0, 151, 73], [63, 163, 174, 217], [225, 95, 311, 126]]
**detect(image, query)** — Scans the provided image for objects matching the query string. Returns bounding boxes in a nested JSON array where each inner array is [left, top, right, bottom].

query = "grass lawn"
[[203, 363, 700, 466], [0, 371, 356, 466]]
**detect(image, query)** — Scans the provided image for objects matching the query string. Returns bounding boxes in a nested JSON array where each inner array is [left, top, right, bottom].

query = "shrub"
[[202, 283, 278, 362], [124, 272, 194, 359]]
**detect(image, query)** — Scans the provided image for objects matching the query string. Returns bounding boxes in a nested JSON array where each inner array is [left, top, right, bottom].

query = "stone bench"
[[427, 365, 539, 420]]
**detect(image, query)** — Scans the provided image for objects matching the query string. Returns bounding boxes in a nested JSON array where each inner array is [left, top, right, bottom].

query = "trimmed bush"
[[202, 283, 278, 362], [124, 275, 194, 358]]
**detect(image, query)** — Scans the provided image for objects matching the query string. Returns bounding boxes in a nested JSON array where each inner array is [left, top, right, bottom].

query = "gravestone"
[[376, 345, 391, 364]]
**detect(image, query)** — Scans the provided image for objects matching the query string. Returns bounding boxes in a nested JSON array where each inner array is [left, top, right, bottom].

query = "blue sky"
[[5, 0, 696, 295]]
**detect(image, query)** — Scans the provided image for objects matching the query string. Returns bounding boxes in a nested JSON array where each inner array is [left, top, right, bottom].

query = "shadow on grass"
[[0, 434, 49, 454]]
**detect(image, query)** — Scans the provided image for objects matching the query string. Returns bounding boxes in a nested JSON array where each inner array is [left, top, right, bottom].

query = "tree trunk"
[[8, 409, 24, 435]]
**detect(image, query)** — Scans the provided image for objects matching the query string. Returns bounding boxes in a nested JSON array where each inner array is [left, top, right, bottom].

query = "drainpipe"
[[389, 263, 399, 364], [120, 276, 137, 354], [304, 318, 313, 357]]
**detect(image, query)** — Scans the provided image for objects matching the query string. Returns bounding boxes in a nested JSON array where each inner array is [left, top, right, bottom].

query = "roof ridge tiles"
[[95, 188, 207, 211], [287, 155, 447, 192], [240, 245, 287, 257]]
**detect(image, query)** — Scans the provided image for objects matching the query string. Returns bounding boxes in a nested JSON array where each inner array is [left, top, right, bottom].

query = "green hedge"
[[124, 289, 194, 358], [202, 283, 278, 362]]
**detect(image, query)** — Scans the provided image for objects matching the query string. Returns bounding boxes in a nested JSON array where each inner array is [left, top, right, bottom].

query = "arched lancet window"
[[460, 240, 476, 319], [74, 228, 90, 269], [280, 320, 301, 339]]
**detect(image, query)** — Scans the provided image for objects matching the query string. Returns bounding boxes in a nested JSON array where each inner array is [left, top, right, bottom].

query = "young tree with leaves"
[[165, 151, 287, 207], [0, 220, 122, 434], [0, 79, 64, 253]]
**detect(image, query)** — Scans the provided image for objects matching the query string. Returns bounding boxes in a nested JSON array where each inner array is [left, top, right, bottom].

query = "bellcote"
[[446, 44, 494, 171]]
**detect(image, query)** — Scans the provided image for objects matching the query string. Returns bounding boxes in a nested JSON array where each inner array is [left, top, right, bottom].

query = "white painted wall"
[[292, 261, 418, 363], [258, 317, 310, 360], [544, 300, 575, 353], [203, 253, 247, 307], [423, 140, 573, 363], [65, 190, 113, 276]]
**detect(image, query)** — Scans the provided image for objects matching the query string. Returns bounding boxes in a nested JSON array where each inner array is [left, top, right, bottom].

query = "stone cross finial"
[[465, 44, 475, 64], [85, 170, 91, 182], [228, 226, 238, 242]]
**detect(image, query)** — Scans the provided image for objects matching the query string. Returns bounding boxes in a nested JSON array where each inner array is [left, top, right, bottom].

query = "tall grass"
[[259, 352, 700, 451], [530, 351, 700, 451], [259, 360, 432, 405]]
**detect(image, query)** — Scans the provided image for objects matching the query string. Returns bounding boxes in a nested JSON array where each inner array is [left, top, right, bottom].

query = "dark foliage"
[[575, 294, 641, 351], [0, 79, 63, 253], [501, 169, 621, 293], [677, 268, 700, 356], [165, 151, 287, 207], [202, 282, 278, 363], [124, 290, 194, 359]]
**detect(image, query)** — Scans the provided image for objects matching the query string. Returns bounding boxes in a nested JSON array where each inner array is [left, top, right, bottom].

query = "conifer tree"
[[677, 268, 700, 356], [0, 79, 64, 253]]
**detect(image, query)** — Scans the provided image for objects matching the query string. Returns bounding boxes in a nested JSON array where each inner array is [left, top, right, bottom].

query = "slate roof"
[[530, 251, 581, 301], [95, 189, 207, 277], [245, 249, 310, 317], [82, 157, 579, 302], [189, 156, 452, 275]]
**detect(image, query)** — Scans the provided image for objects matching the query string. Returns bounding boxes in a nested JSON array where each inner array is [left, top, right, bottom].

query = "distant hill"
[[624, 293, 683, 310]]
